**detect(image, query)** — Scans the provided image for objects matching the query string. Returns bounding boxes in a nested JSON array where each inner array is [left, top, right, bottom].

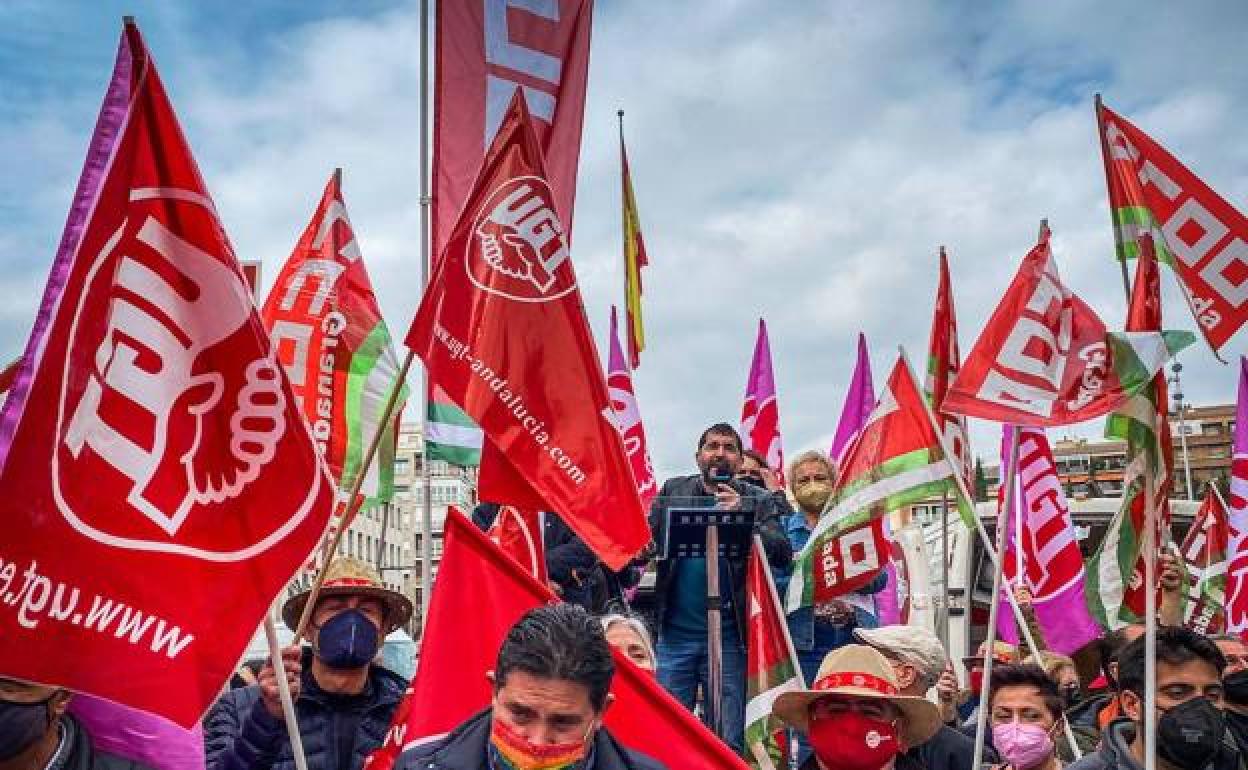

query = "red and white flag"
[[488, 506, 548, 584], [0, 20, 334, 726], [943, 227, 1192, 426], [607, 305, 658, 508], [1098, 100, 1248, 354], [1223, 358, 1248, 634], [741, 319, 785, 481], [433, 0, 592, 258], [405, 94, 648, 570], [1179, 488, 1230, 636], [363, 510, 748, 770], [926, 247, 972, 486]]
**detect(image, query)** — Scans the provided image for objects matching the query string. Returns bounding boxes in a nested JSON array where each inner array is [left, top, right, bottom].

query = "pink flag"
[[996, 426, 1101, 653], [829, 333, 875, 463], [607, 307, 658, 507], [69, 697, 204, 770], [741, 319, 785, 481], [875, 519, 903, 625], [1224, 357, 1248, 634]]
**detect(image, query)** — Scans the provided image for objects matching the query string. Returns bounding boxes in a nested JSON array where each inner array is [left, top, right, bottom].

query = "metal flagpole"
[[1168, 361, 1195, 500], [418, 0, 435, 630], [899, 346, 1084, 760], [971, 427, 1019, 770], [1144, 480, 1158, 770], [940, 491, 951, 648]]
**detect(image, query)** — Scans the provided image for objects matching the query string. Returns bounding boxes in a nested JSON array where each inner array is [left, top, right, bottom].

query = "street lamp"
[[1167, 360, 1194, 501]]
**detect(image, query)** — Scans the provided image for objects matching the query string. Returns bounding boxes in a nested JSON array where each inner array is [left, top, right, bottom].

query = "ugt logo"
[[53, 187, 325, 561], [467, 176, 576, 302]]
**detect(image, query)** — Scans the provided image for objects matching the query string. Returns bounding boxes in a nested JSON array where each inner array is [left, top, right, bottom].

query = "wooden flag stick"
[[265, 612, 310, 770], [293, 349, 416, 642]]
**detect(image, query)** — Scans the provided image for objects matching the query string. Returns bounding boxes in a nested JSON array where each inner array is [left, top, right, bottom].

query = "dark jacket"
[[60, 714, 156, 770], [914, 724, 983, 770], [472, 503, 602, 611], [393, 708, 667, 770], [648, 474, 793, 642], [1067, 718, 1240, 770], [1066, 693, 1112, 757], [801, 747, 926, 770], [204, 649, 407, 770]]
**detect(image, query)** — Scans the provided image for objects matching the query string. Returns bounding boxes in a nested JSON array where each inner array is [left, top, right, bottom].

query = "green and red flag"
[[1179, 485, 1230, 635], [925, 246, 972, 487], [745, 536, 803, 770], [1086, 250, 1175, 629], [1096, 99, 1248, 355], [262, 170, 408, 508], [786, 354, 973, 613]]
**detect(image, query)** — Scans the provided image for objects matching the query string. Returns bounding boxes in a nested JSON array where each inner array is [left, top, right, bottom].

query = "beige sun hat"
[[282, 557, 413, 635], [772, 644, 943, 747]]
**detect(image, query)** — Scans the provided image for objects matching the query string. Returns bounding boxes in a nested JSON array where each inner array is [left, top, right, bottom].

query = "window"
[[1202, 423, 1224, 436]]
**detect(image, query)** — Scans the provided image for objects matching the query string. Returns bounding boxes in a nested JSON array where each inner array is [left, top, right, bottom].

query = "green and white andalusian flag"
[[427, 384, 483, 466], [786, 354, 974, 613], [745, 537, 803, 770]]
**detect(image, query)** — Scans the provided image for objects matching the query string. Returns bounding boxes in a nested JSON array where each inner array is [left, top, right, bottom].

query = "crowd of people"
[[1, 420, 1245, 770]]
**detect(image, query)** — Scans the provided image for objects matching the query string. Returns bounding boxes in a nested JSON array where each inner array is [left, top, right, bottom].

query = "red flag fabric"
[[405, 94, 647, 570], [943, 228, 1169, 426], [1098, 101, 1248, 353], [363, 511, 748, 770], [488, 506, 549, 584], [745, 537, 803, 769], [0, 20, 334, 727], [1179, 489, 1230, 635], [433, 0, 592, 259], [741, 318, 785, 482], [926, 248, 972, 486]]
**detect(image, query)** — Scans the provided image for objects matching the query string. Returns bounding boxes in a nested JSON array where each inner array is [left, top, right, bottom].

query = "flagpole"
[[1095, 93, 1134, 305], [293, 350, 415, 641], [418, 0, 435, 633], [1144, 478, 1158, 770], [899, 347, 1084, 760], [970, 426, 1018, 770], [939, 490, 951, 648], [265, 611, 310, 770]]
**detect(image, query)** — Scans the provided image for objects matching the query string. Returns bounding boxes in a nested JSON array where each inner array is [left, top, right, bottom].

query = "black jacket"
[[204, 649, 408, 770], [1067, 718, 1240, 770], [913, 724, 983, 770], [801, 748, 926, 770], [1066, 693, 1112, 757], [472, 503, 603, 611], [648, 475, 793, 642], [393, 708, 668, 770], [59, 714, 155, 770]]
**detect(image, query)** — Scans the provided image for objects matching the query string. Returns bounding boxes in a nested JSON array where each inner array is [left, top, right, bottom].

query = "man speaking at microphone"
[[647, 422, 792, 752]]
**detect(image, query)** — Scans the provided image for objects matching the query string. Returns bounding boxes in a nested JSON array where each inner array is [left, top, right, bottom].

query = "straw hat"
[[773, 644, 943, 747], [282, 557, 413, 635]]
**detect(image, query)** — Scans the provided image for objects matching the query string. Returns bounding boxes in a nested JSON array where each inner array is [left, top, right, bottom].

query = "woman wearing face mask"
[[987, 665, 1070, 770], [773, 644, 942, 770]]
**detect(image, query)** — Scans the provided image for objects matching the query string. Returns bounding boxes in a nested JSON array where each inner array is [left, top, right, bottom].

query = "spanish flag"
[[620, 115, 649, 369]]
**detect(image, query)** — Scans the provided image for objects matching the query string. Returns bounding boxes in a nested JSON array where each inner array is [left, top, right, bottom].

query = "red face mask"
[[968, 669, 985, 695], [808, 709, 901, 770]]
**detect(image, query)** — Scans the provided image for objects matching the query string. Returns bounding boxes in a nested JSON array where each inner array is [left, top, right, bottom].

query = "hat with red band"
[[282, 556, 413, 634], [772, 644, 942, 747]]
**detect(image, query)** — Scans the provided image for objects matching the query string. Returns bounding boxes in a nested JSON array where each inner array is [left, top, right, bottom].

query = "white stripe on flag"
[[745, 675, 804, 728], [806, 461, 953, 548], [427, 421, 484, 449]]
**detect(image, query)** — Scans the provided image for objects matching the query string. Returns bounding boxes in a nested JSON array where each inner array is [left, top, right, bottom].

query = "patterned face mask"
[[488, 715, 591, 770]]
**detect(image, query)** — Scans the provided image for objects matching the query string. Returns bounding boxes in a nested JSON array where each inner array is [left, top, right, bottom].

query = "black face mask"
[[0, 696, 54, 761], [1224, 670, 1248, 706], [1156, 697, 1225, 769]]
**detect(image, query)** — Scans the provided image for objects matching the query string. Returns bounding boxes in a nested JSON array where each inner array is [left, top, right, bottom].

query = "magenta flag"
[[996, 426, 1101, 653], [1224, 357, 1248, 633], [741, 318, 785, 481], [875, 518, 902, 625], [829, 333, 875, 463], [70, 695, 204, 770], [606, 307, 658, 508]]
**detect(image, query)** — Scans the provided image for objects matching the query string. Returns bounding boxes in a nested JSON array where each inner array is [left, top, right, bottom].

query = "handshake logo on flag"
[[469, 176, 576, 302]]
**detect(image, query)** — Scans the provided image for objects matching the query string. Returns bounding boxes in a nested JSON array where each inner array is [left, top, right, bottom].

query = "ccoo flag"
[[1097, 99, 1248, 354], [943, 226, 1193, 426], [0, 19, 335, 726], [262, 170, 408, 507], [405, 94, 648, 569], [741, 319, 785, 481]]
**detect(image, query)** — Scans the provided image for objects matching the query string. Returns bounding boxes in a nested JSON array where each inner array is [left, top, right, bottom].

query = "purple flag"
[[1224, 357, 1248, 633], [70, 696, 204, 770], [875, 518, 902, 625], [829, 333, 874, 462], [996, 425, 1101, 653]]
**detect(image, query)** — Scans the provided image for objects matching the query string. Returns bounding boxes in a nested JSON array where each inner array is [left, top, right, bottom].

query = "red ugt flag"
[[741, 318, 785, 481], [364, 510, 748, 770], [406, 94, 648, 570], [0, 20, 335, 727], [434, 0, 592, 259]]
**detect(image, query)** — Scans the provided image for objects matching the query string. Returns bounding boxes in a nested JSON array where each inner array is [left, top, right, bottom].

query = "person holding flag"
[[394, 604, 666, 770]]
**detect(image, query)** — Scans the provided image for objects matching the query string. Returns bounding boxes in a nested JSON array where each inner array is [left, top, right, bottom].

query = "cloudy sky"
[[2, 1, 1246, 480]]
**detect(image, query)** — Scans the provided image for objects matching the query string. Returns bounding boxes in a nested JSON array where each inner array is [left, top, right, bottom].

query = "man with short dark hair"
[[1214, 634, 1248, 760], [647, 422, 793, 752], [394, 604, 666, 770], [0, 678, 155, 769], [1065, 623, 1143, 755], [1067, 627, 1229, 770]]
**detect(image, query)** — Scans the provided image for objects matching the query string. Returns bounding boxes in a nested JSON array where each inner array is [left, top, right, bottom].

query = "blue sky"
[[2, 1, 1247, 478]]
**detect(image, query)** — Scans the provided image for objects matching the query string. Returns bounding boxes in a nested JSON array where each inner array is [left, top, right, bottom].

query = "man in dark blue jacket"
[[204, 557, 411, 770]]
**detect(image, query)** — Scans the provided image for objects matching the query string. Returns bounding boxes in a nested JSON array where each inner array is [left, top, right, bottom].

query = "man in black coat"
[[647, 422, 792, 752], [0, 678, 153, 769], [395, 604, 666, 770], [204, 557, 412, 770]]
